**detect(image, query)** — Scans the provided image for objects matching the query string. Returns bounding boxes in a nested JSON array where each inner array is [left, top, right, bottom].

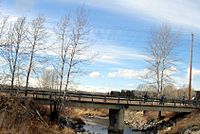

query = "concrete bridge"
[[0, 85, 200, 133]]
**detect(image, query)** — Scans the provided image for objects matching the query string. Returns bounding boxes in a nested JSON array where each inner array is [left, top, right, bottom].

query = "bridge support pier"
[[109, 109, 124, 133]]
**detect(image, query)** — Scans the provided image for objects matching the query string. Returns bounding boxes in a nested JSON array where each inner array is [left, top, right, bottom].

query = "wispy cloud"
[[108, 68, 148, 79], [89, 71, 100, 78], [187, 68, 200, 77], [77, 85, 113, 92], [93, 44, 148, 65], [61, 0, 200, 30], [120, 0, 200, 29], [173, 68, 200, 90], [193, 69, 200, 76]]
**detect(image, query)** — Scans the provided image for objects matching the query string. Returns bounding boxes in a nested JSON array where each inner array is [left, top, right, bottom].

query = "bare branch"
[[145, 24, 180, 93]]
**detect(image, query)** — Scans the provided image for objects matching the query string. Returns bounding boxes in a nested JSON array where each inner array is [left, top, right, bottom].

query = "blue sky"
[[1, 0, 200, 92]]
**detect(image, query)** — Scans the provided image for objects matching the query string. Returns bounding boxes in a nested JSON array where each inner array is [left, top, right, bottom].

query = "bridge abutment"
[[109, 109, 124, 133]]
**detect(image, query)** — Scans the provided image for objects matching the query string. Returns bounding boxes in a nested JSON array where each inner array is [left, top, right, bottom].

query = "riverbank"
[[124, 110, 174, 129], [72, 108, 200, 134], [1, 93, 200, 134], [0, 94, 75, 134], [159, 110, 200, 134]]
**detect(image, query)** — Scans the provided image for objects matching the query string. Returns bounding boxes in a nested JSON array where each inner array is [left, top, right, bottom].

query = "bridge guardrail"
[[1, 86, 200, 108]]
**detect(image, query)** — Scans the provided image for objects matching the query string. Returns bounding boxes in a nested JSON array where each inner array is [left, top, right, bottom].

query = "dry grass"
[[64, 107, 108, 118], [0, 94, 75, 134], [160, 110, 200, 134]]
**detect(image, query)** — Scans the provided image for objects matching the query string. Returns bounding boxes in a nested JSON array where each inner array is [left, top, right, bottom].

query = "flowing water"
[[78, 117, 146, 134]]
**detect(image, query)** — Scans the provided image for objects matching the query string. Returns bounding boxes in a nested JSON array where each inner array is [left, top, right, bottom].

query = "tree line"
[[0, 7, 90, 98], [1, 7, 186, 98]]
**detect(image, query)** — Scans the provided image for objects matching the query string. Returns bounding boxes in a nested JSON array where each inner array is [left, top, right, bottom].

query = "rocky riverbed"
[[124, 110, 200, 134], [63, 108, 200, 134], [124, 111, 147, 130]]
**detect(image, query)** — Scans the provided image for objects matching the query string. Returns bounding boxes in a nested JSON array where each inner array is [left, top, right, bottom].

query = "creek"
[[77, 116, 147, 134]]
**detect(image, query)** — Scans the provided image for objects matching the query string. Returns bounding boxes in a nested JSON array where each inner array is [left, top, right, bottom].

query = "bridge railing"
[[1, 85, 200, 108], [65, 93, 200, 108]]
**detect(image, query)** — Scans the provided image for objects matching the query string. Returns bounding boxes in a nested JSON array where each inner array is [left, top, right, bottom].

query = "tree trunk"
[[59, 60, 65, 96], [11, 44, 20, 89], [25, 44, 35, 96]]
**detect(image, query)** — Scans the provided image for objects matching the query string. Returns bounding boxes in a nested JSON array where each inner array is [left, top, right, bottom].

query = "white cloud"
[[173, 68, 200, 90], [77, 85, 112, 93], [93, 44, 148, 65], [108, 68, 148, 79], [28, 77, 40, 87], [96, 54, 121, 65], [193, 69, 200, 76], [172, 75, 187, 86], [101, 55, 115, 61], [61, 0, 200, 30], [165, 66, 177, 75], [187, 68, 200, 77], [127, 83, 134, 87], [7, 16, 19, 22], [123, 0, 200, 29], [45, 66, 55, 70], [89, 71, 100, 78], [107, 66, 177, 80]]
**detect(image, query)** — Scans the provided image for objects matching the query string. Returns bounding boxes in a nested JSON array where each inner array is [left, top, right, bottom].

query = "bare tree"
[[145, 24, 179, 93], [25, 15, 47, 95], [55, 15, 71, 94], [0, 17, 27, 89], [52, 7, 90, 121], [0, 15, 9, 84], [63, 7, 90, 98], [40, 68, 59, 90], [0, 16, 7, 42], [11, 17, 27, 89]]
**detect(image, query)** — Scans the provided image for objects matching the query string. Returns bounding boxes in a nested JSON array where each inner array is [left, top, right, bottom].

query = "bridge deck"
[[0, 85, 200, 112]]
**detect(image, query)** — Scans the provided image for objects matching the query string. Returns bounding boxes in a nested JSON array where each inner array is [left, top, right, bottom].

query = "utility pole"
[[188, 33, 194, 100]]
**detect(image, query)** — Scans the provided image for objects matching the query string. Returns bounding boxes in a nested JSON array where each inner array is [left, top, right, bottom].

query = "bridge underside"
[[33, 98, 197, 133], [33, 99, 197, 113], [67, 101, 196, 112]]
